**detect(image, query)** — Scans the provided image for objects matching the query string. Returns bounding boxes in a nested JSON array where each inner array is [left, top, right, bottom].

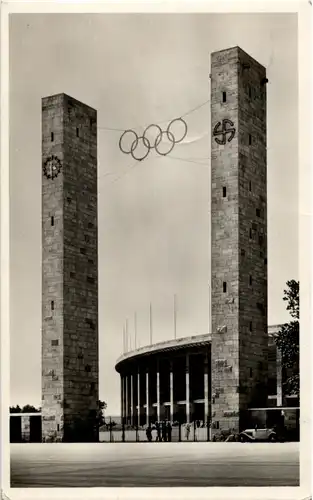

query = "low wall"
[[10, 414, 42, 443], [100, 426, 209, 442]]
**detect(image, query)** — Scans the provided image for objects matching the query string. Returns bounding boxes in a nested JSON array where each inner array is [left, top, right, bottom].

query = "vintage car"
[[239, 427, 278, 442]]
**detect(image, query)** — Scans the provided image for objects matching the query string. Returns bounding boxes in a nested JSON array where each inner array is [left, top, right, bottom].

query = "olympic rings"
[[143, 124, 162, 150], [119, 129, 138, 154], [118, 118, 188, 161], [131, 136, 150, 162], [155, 130, 175, 156], [166, 118, 188, 144]]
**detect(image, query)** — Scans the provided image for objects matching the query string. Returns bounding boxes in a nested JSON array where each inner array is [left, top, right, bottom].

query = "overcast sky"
[[9, 13, 298, 414]]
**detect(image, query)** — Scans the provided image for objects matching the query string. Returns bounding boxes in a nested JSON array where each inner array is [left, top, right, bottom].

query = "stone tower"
[[41, 93, 99, 442], [210, 47, 268, 434]]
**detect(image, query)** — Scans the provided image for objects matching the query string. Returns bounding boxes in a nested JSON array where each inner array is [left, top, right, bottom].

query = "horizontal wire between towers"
[[97, 98, 210, 133], [97, 153, 210, 192], [97, 150, 210, 182]]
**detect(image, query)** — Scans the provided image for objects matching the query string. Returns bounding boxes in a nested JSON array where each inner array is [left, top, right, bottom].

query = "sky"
[[9, 13, 298, 415]]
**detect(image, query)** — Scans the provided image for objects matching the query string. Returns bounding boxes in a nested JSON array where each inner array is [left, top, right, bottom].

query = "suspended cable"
[[97, 98, 210, 133], [167, 154, 210, 167]]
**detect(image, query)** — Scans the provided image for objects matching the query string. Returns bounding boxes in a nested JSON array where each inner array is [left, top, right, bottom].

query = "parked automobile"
[[239, 427, 279, 442]]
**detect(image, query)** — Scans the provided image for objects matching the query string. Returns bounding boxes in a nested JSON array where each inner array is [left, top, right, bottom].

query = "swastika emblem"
[[213, 119, 236, 145]]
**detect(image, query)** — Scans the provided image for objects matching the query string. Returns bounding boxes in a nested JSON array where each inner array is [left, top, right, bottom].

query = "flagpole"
[[134, 312, 137, 349], [174, 294, 177, 340], [149, 303, 153, 345], [123, 324, 125, 354], [126, 318, 129, 352], [208, 283, 211, 334]]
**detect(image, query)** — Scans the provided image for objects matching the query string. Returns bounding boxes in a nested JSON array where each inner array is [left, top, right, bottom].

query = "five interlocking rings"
[[119, 118, 188, 161]]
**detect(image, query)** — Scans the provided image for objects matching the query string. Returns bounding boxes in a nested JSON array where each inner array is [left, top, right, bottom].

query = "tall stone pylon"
[[41, 94, 99, 442], [210, 47, 268, 434]]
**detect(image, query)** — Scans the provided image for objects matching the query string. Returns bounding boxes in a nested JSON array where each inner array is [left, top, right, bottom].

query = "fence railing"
[[99, 418, 211, 443]]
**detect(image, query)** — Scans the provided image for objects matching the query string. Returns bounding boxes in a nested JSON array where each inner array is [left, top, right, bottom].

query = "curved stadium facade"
[[115, 325, 298, 429], [10, 326, 299, 444]]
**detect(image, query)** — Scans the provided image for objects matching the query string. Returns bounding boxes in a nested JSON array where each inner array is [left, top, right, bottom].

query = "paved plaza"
[[11, 442, 299, 487]]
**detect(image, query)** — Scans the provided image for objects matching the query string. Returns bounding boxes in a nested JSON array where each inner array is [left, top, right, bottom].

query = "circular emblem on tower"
[[213, 119, 236, 145], [43, 155, 62, 180]]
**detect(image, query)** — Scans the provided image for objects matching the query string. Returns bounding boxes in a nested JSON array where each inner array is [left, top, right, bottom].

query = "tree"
[[10, 405, 21, 413], [282, 279, 299, 320], [88, 399, 107, 430], [97, 400, 107, 427], [10, 404, 41, 413], [275, 280, 299, 395], [22, 404, 40, 413]]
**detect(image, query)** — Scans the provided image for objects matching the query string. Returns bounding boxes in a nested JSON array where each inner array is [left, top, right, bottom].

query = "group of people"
[[145, 420, 206, 442], [145, 421, 172, 442], [185, 420, 204, 440]]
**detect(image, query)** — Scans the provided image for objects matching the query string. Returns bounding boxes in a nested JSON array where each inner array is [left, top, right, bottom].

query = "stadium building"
[[10, 324, 299, 443], [115, 325, 299, 432]]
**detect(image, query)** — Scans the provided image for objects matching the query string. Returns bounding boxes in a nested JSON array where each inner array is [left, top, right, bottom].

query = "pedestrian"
[[162, 421, 167, 442], [185, 422, 191, 441], [151, 424, 157, 441], [156, 421, 161, 442], [167, 421, 172, 442], [146, 425, 152, 442]]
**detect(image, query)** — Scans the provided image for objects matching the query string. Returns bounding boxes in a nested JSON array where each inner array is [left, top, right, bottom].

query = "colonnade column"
[[170, 361, 174, 422], [121, 375, 124, 420], [125, 375, 128, 424], [204, 351, 209, 424], [146, 371, 150, 426], [276, 346, 283, 407], [137, 370, 141, 427], [186, 354, 190, 423], [156, 360, 161, 422], [130, 374, 134, 425]]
